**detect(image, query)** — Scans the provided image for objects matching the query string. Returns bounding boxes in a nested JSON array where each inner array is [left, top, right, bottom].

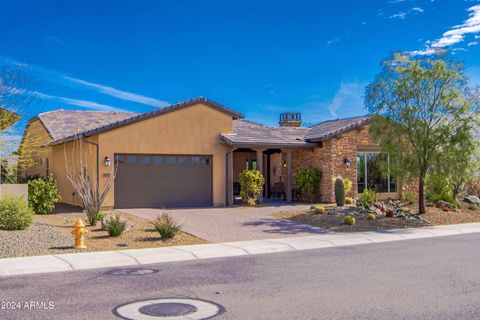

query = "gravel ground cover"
[[0, 204, 207, 258], [274, 200, 480, 233]]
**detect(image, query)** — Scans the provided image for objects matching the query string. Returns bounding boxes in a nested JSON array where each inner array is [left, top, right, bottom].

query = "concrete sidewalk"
[[2, 223, 480, 277]]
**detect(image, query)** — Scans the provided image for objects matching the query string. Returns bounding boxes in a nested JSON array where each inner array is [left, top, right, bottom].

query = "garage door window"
[[191, 156, 200, 165], [127, 156, 136, 164], [116, 155, 125, 164], [177, 156, 187, 165], [167, 156, 176, 165], [201, 157, 210, 165], [141, 156, 151, 165], [153, 156, 162, 165]]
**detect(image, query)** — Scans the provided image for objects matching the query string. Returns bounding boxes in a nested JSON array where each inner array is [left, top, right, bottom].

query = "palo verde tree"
[[365, 52, 479, 214]]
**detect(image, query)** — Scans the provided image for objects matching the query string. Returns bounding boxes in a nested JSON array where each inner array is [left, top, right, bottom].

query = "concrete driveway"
[[120, 202, 329, 242]]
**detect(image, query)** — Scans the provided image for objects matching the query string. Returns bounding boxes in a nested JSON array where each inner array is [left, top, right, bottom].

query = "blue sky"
[[1, 0, 480, 127]]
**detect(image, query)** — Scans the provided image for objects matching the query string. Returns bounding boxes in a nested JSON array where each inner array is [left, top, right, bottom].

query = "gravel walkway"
[[0, 218, 73, 258]]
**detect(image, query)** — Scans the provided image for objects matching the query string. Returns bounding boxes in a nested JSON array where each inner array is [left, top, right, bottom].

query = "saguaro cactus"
[[334, 177, 345, 206]]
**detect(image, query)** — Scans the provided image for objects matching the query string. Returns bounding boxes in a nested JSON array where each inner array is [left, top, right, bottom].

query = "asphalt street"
[[1, 233, 480, 320]]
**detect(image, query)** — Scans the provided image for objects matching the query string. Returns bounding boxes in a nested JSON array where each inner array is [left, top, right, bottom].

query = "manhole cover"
[[114, 298, 224, 319], [107, 268, 159, 276], [139, 302, 197, 316]]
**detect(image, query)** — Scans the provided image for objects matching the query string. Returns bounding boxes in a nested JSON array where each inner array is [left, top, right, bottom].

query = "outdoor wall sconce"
[[104, 156, 111, 167], [343, 157, 351, 168], [283, 161, 287, 168]]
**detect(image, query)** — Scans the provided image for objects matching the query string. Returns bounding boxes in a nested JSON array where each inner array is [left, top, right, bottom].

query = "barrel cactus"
[[344, 215, 356, 225], [367, 213, 376, 221], [313, 205, 325, 214], [334, 177, 345, 207]]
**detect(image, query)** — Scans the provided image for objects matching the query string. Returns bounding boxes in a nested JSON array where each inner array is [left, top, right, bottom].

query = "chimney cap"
[[279, 112, 302, 127]]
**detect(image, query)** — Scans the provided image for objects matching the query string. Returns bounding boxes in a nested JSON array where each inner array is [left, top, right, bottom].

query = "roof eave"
[[220, 135, 317, 148]]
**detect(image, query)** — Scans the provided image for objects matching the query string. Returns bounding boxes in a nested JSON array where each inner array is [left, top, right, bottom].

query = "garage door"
[[114, 154, 213, 208]]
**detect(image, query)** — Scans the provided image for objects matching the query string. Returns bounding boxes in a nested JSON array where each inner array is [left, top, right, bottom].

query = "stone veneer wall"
[[283, 125, 413, 203]]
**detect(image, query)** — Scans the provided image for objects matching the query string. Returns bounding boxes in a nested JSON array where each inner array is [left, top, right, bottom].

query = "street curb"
[[1, 223, 480, 277]]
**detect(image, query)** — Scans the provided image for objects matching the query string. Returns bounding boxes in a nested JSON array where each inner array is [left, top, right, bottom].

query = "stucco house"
[[22, 97, 409, 209]]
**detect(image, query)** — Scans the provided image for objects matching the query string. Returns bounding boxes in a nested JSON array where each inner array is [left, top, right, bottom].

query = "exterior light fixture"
[[343, 157, 351, 168], [283, 161, 287, 168], [104, 156, 111, 167]]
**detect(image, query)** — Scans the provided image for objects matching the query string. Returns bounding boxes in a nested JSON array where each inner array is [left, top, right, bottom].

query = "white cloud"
[[388, 7, 424, 20], [63, 76, 169, 108], [31, 91, 130, 112], [389, 12, 408, 19], [411, 4, 480, 55], [468, 41, 479, 46], [327, 82, 365, 118]]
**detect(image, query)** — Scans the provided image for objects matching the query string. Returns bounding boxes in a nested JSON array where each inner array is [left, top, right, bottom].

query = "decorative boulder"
[[464, 196, 480, 205], [435, 200, 458, 211]]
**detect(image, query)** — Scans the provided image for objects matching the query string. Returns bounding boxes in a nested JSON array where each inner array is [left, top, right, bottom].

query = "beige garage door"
[[114, 154, 213, 208]]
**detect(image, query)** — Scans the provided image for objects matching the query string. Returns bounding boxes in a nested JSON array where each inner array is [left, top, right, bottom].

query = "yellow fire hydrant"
[[71, 218, 87, 249]]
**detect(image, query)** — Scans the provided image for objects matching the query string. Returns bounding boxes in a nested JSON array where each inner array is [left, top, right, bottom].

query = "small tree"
[[365, 53, 479, 214], [65, 137, 116, 225], [0, 63, 44, 180], [296, 168, 322, 202], [239, 169, 265, 206]]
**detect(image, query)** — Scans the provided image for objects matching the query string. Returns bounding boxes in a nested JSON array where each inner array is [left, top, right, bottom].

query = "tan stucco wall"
[[0, 184, 28, 200], [50, 138, 98, 207], [98, 103, 233, 207]]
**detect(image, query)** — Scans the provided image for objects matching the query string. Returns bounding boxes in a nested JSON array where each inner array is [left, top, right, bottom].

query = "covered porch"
[[221, 120, 317, 206], [226, 147, 295, 205]]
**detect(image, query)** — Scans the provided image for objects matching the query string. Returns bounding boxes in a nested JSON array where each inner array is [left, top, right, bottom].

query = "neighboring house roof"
[[304, 116, 370, 142], [35, 97, 244, 144], [221, 120, 315, 148]]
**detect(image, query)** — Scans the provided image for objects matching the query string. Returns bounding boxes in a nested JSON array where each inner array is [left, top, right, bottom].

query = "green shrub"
[[334, 177, 345, 206], [239, 169, 265, 206], [344, 215, 356, 225], [106, 215, 126, 237], [426, 173, 452, 201], [402, 191, 416, 204], [367, 213, 376, 221], [358, 189, 377, 207], [296, 168, 322, 202], [28, 176, 61, 214], [152, 213, 182, 240], [344, 178, 353, 193], [345, 197, 353, 205], [468, 204, 478, 210], [430, 193, 461, 208], [0, 196, 34, 230], [313, 205, 325, 214]]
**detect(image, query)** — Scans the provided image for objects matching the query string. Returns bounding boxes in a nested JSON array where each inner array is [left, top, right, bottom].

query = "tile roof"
[[36, 97, 244, 143], [38, 110, 136, 141], [221, 120, 315, 148], [304, 116, 370, 142], [34, 96, 369, 147]]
